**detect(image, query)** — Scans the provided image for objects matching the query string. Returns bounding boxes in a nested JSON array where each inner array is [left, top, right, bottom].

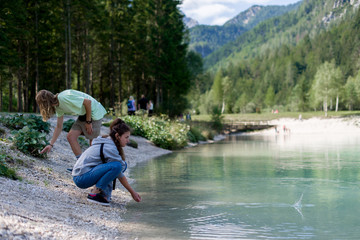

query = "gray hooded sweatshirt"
[[72, 136, 126, 178]]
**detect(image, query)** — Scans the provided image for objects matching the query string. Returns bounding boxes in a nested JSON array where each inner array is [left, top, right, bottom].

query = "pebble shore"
[[0, 117, 171, 240]]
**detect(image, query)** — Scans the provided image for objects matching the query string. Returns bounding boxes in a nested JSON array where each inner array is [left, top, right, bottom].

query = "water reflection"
[[125, 134, 360, 239]]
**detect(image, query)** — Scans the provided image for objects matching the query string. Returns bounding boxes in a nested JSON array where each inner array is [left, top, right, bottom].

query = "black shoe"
[[87, 193, 110, 206]]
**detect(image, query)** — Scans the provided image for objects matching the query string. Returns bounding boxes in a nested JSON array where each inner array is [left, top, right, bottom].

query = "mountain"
[[223, 3, 302, 29], [188, 2, 301, 58], [184, 16, 199, 28], [204, 0, 360, 71], [190, 0, 360, 115]]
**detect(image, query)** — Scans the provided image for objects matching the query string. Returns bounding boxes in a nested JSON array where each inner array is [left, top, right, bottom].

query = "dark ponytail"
[[108, 118, 130, 161]]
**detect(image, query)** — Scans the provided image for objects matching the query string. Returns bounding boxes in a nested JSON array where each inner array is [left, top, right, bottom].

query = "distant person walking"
[[138, 94, 148, 112], [72, 118, 141, 206], [127, 96, 136, 115], [36, 89, 107, 159], [148, 100, 154, 116]]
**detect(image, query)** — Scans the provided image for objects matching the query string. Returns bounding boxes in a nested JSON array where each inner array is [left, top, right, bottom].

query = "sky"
[[180, 0, 302, 26]]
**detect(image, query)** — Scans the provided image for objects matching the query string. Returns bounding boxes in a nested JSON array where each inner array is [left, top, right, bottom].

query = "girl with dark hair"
[[72, 118, 141, 206]]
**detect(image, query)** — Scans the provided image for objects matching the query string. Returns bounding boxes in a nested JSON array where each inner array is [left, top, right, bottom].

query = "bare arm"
[[83, 99, 93, 135], [118, 175, 142, 202], [40, 116, 63, 154]]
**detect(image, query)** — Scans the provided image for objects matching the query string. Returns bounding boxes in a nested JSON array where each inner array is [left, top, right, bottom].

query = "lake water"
[[124, 133, 360, 239]]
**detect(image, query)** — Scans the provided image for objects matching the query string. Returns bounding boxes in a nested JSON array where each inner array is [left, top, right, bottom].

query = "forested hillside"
[[188, 3, 301, 58], [0, 0, 197, 117], [204, 0, 359, 70], [189, 0, 360, 115]]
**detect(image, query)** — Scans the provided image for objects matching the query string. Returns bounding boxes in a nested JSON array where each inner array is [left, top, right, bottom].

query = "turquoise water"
[[125, 134, 360, 239]]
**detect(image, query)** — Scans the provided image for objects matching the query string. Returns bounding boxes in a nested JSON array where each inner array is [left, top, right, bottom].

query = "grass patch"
[[192, 111, 360, 122], [0, 152, 21, 180]]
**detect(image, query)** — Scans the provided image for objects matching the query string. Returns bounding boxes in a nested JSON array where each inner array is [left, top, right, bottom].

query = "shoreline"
[[0, 116, 172, 239], [1, 116, 360, 239]]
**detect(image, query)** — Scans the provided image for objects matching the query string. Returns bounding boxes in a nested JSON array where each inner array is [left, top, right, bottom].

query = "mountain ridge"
[[187, 2, 301, 58]]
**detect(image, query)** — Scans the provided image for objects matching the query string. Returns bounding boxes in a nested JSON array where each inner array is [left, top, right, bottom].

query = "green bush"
[[63, 119, 75, 132], [187, 126, 206, 142], [0, 114, 50, 133], [210, 106, 224, 132], [0, 153, 21, 180], [11, 126, 48, 158], [122, 115, 189, 150]]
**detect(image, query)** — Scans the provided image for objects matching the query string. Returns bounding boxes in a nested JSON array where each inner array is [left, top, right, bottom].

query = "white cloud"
[[184, 3, 235, 24], [211, 16, 232, 25]]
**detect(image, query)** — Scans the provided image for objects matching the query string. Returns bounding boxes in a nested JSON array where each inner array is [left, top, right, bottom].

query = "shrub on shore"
[[10, 126, 48, 158], [0, 114, 50, 133], [122, 115, 189, 150]]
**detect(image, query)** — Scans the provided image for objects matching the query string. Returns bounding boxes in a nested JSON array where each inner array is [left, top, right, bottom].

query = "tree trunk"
[[9, 79, 13, 112], [17, 69, 23, 112], [335, 95, 339, 112], [67, 0, 72, 89], [77, 31, 82, 91], [118, 58, 122, 105], [34, 1, 39, 112], [65, 11, 68, 89], [24, 41, 29, 112], [84, 27, 90, 93], [221, 99, 225, 114], [0, 75, 2, 111], [323, 98, 328, 117]]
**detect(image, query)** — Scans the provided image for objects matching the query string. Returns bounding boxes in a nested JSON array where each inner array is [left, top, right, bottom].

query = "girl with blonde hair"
[[36, 89, 107, 159]]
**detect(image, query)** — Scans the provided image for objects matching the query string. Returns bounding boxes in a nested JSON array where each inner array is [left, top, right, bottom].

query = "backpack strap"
[[100, 143, 116, 190]]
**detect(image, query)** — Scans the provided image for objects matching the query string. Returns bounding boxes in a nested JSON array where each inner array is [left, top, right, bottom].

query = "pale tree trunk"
[[323, 97, 328, 117], [335, 95, 339, 112], [221, 98, 225, 114]]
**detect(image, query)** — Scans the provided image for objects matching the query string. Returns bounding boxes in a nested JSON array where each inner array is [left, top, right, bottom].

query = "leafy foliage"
[[0, 114, 50, 133], [187, 126, 206, 143], [122, 115, 189, 150], [11, 126, 48, 158], [210, 106, 224, 132]]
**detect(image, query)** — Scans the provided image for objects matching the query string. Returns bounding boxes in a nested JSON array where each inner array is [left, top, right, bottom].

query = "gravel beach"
[[0, 116, 171, 240]]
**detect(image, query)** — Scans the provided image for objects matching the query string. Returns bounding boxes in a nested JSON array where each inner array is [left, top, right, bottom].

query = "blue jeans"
[[73, 161, 122, 199]]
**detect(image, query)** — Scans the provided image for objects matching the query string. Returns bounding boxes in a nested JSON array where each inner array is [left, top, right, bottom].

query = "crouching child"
[[72, 118, 141, 206]]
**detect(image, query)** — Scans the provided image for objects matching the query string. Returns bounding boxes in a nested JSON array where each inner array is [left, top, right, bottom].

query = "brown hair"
[[105, 118, 130, 161], [35, 90, 59, 121]]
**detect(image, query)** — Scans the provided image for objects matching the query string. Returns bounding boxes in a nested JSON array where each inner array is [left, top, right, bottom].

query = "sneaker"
[[87, 193, 110, 206]]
